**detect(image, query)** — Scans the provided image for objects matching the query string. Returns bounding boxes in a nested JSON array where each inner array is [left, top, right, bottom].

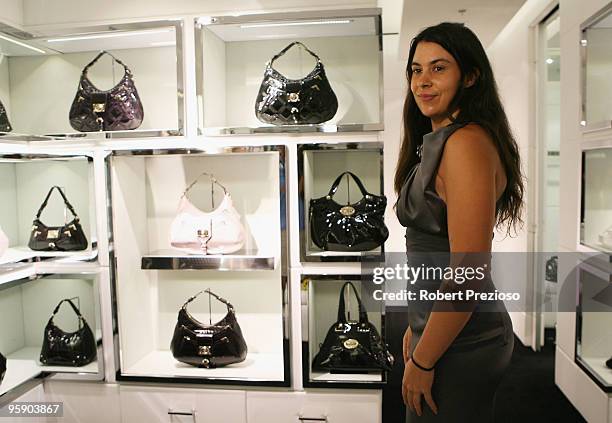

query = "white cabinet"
[[120, 386, 246, 423], [247, 391, 381, 423]]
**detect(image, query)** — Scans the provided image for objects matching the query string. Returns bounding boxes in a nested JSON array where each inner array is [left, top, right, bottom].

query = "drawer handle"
[[298, 417, 327, 422], [168, 409, 196, 422]]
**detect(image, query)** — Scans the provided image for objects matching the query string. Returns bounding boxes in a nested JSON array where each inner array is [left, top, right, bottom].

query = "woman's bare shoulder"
[[441, 123, 499, 170]]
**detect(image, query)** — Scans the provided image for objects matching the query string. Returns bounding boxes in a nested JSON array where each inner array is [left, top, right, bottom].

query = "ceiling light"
[[150, 41, 176, 47], [580, 39, 587, 46], [240, 20, 352, 29], [546, 58, 554, 64], [46, 29, 173, 43], [0, 34, 46, 54]]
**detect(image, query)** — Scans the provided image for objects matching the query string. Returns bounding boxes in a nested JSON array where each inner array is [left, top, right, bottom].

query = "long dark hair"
[[394, 22, 524, 235]]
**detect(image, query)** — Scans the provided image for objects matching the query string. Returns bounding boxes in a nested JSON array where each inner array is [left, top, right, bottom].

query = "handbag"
[[545, 255, 558, 282], [309, 171, 389, 251], [28, 186, 88, 252], [0, 352, 6, 383], [255, 41, 338, 125], [69, 50, 144, 132], [170, 289, 248, 368], [312, 281, 393, 373], [39, 298, 97, 367], [169, 173, 246, 255], [0, 99, 12, 132], [0, 225, 8, 258]]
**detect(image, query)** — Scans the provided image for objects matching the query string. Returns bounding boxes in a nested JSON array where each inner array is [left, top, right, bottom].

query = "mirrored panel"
[[0, 20, 183, 139], [196, 9, 383, 135], [581, 4, 612, 129], [580, 148, 612, 253]]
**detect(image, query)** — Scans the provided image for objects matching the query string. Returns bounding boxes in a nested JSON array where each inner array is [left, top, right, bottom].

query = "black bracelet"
[[411, 354, 435, 372]]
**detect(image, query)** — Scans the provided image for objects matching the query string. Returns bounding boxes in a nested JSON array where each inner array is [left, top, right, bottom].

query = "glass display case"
[[299, 143, 386, 262], [0, 153, 97, 270], [301, 274, 389, 388], [0, 20, 183, 139], [580, 148, 612, 253], [0, 267, 105, 398], [575, 257, 612, 392], [581, 3, 612, 130], [108, 147, 290, 386], [195, 9, 383, 135]]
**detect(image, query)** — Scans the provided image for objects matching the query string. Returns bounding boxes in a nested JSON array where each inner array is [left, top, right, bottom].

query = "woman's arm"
[[411, 124, 501, 368]]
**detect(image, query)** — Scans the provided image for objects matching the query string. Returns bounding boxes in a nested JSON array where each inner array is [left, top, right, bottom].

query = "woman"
[[395, 22, 524, 422]]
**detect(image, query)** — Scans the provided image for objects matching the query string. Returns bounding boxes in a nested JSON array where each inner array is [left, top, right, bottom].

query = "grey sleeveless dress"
[[396, 122, 514, 423]]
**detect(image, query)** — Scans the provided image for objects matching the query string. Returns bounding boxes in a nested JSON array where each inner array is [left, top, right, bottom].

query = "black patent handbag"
[[0, 99, 12, 132], [69, 51, 144, 132], [309, 171, 388, 251], [28, 186, 88, 252], [0, 352, 6, 383], [312, 282, 393, 373], [255, 41, 338, 125], [40, 299, 97, 367], [171, 289, 248, 368]]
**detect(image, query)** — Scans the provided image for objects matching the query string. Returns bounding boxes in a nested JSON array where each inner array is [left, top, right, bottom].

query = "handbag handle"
[[269, 41, 321, 67], [82, 50, 131, 75], [337, 281, 369, 324], [182, 172, 228, 197], [183, 289, 234, 312], [182, 173, 228, 211], [36, 186, 79, 220], [49, 298, 84, 327], [327, 171, 370, 199]]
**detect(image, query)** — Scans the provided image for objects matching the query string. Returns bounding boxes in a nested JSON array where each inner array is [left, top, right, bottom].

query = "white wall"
[[0, 0, 23, 29], [22, 0, 375, 27], [486, 0, 556, 348]]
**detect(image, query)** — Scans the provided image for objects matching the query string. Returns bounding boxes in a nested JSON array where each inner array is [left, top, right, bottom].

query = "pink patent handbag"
[[169, 173, 246, 255], [0, 225, 8, 258]]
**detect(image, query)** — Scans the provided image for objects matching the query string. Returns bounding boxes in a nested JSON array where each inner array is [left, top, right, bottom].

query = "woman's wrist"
[[410, 353, 435, 372]]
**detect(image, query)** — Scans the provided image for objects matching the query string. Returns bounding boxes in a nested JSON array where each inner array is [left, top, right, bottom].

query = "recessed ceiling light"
[[0, 34, 46, 54], [46, 29, 173, 43], [240, 20, 352, 29]]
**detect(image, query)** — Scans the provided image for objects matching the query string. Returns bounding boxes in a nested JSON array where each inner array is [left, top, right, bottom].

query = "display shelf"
[[310, 370, 383, 383], [577, 356, 612, 391], [0, 263, 35, 287], [7, 347, 99, 375], [299, 143, 386, 263], [0, 247, 98, 266], [202, 123, 384, 136], [141, 250, 275, 270], [195, 9, 383, 135], [576, 261, 612, 392], [0, 20, 184, 138], [0, 357, 41, 397], [123, 351, 285, 382]]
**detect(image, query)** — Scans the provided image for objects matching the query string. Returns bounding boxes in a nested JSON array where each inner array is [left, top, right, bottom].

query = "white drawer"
[[44, 382, 120, 423], [247, 391, 381, 423], [120, 386, 246, 423]]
